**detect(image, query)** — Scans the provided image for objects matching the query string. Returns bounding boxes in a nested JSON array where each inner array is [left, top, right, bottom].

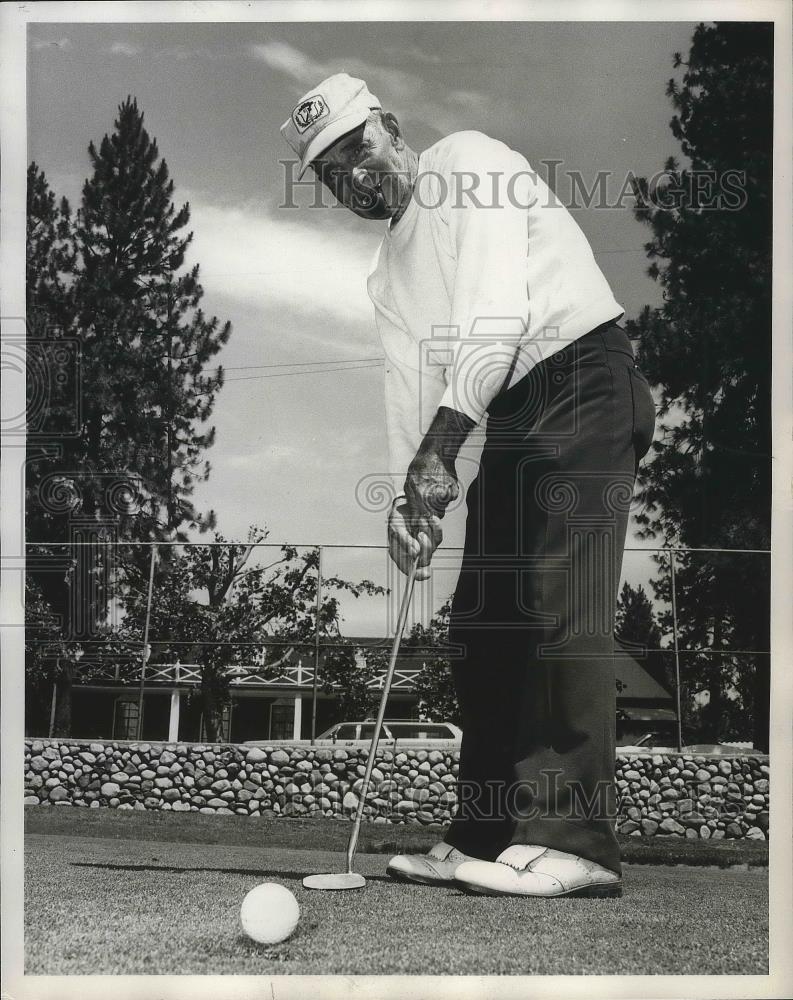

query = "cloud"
[[390, 43, 443, 66], [227, 443, 302, 471], [106, 41, 226, 61], [248, 41, 490, 134], [183, 191, 381, 355], [109, 42, 140, 57], [160, 44, 223, 61], [222, 426, 373, 475], [448, 89, 490, 111], [249, 41, 325, 84], [30, 36, 72, 52]]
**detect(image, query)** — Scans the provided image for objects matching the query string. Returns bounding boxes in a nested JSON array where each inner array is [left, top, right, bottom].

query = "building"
[[56, 637, 676, 744], [613, 643, 678, 745]]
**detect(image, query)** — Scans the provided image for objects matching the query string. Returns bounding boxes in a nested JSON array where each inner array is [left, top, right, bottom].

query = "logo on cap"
[[292, 95, 329, 133]]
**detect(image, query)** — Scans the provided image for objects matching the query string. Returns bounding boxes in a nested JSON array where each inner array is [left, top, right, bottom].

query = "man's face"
[[313, 115, 409, 221]]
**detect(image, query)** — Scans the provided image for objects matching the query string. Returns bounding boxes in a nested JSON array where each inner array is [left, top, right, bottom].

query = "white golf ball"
[[240, 883, 300, 945]]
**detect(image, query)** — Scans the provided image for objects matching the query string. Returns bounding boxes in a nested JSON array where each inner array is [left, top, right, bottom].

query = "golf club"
[[303, 550, 420, 890]]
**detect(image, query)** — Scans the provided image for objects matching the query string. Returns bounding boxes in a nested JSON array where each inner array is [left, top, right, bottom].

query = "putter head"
[[302, 872, 366, 891]]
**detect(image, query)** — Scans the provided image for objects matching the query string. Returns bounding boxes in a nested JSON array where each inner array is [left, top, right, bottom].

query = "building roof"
[[326, 636, 674, 705], [91, 637, 673, 706], [614, 646, 674, 703]]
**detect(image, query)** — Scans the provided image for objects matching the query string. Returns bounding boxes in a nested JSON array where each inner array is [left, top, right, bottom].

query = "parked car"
[[317, 720, 462, 748], [617, 732, 676, 753], [617, 732, 658, 748], [680, 743, 754, 756], [617, 734, 755, 756]]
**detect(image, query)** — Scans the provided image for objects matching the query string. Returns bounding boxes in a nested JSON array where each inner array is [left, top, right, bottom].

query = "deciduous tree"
[[406, 600, 461, 726], [120, 529, 384, 742]]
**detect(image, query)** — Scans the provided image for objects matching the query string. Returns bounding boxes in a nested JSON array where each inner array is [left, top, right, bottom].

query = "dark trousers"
[[445, 322, 656, 874]]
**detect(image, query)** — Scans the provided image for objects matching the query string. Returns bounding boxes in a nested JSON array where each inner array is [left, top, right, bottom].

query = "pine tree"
[[25, 99, 232, 736], [74, 96, 231, 539], [26, 163, 75, 335], [25, 165, 83, 735], [627, 23, 772, 748], [615, 582, 670, 692], [26, 164, 78, 536]]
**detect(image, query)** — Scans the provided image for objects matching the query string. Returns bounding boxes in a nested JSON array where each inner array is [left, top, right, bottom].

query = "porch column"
[[168, 690, 181, 742], [293, 695, 302, 740], [294, 655, 303, 740], [168, 661, 181, 742]]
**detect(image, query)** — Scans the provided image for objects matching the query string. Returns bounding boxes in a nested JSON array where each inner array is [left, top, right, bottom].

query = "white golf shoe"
[[386, 841, 480, 886], [454, 844, 622, 898]]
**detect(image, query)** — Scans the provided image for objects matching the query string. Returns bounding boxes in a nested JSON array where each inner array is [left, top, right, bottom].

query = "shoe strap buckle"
[[497, 844, 548, 871]]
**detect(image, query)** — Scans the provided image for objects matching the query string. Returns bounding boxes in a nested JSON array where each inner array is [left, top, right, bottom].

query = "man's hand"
[[387, 406, 477, 579], [387, 496, 438, 582], [388, 450, 456, 581]]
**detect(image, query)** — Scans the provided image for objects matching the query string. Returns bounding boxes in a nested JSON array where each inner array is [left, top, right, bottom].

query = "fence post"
[[136, 545, 157, 741], [48, 661, 59, 738], [669, 548, 684, 751], [311, 545, 322, 745]]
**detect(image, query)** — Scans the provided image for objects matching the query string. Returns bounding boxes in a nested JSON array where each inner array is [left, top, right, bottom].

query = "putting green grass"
[[24, 805, 769, 868], [25, 826, 768, 975]]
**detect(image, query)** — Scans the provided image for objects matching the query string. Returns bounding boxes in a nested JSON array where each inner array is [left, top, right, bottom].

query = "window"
[[113, 698, 139, 741], [199, 702, 232, 742], [269, 702, 294, 741]]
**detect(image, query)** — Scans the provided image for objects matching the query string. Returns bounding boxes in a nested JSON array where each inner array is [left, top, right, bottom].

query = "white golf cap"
[[280, 73, 381, 179]]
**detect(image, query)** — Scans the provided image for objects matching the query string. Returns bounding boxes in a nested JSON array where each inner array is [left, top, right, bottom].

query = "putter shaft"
[[345, 555, 420, 873]]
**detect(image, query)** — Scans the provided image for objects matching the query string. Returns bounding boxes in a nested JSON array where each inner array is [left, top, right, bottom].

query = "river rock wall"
[[23, 739, 769, 840]]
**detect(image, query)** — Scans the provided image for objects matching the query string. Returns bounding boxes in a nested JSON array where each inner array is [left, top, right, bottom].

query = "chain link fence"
[[24, 539, 770, 750]]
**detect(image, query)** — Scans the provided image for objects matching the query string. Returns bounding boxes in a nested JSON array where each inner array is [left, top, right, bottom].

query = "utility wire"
[[191, 244, 646, 382], [221, 356, 384, 371], [224, 361, 383, 383], [22, 638, 772, 655]]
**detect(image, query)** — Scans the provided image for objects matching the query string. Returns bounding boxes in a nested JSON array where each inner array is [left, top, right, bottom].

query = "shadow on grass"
[[26, 808, 768, 868], [70, 861, 394, 883]]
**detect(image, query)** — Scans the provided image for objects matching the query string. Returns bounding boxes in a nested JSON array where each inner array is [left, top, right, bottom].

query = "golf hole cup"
[[240, 883, 300, 945]]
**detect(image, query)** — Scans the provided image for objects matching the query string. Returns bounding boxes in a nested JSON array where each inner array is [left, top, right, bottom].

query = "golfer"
[[281, 74, 655, 897]]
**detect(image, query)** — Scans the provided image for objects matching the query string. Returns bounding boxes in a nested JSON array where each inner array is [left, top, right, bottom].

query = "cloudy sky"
[[27, 19, 699, 634]]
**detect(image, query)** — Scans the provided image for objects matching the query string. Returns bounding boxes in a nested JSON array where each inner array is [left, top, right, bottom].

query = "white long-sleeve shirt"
[[366, 130, 623, 481]]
